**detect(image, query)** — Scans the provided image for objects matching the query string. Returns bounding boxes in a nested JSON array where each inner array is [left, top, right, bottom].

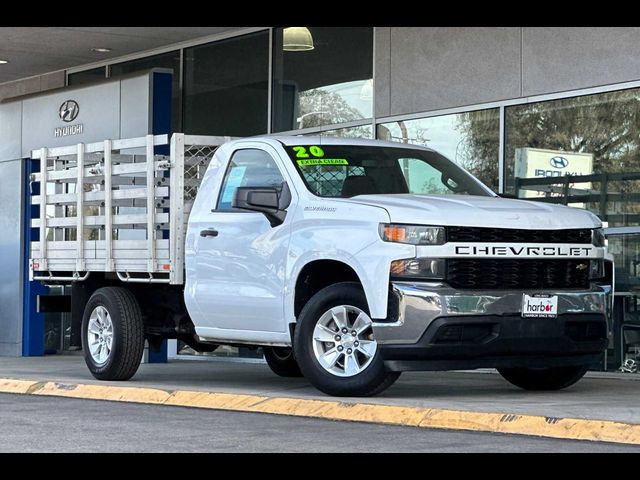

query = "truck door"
[[188, 145, 293, 343]]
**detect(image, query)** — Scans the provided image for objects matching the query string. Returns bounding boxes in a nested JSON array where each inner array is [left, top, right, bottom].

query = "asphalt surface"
[[0, 394, 636, 453]]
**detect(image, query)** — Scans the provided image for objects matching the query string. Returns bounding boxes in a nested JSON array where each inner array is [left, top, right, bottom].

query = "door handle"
[[200, 229, 219, 238]]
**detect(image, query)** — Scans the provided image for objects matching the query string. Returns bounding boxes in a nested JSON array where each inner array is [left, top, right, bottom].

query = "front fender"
[[285, 199, 415, 323]]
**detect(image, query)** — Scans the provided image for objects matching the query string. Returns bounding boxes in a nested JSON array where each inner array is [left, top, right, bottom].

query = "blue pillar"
[[147, 71, 173, 364], [22, 158, 47, 357], [148, 341, 169, 364]]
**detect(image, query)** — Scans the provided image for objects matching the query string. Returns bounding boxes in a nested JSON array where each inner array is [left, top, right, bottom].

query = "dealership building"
[[1, 27, 640, 370]]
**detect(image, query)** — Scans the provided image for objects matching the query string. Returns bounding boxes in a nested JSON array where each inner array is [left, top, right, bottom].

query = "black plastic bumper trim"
[[380, 314, 607, 368], [384, 354, 602, 372]]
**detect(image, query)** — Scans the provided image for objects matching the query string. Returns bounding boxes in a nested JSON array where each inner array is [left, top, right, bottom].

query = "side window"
[[217, 149, 285, 211]]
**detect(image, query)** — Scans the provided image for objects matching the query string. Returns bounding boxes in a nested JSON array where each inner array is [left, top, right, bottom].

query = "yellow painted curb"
[[0, 378, 639, 445], [0, 378, 41, 394]]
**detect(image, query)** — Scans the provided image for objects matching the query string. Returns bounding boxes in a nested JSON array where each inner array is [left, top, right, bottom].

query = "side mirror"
[[233, 182, 291, 227]]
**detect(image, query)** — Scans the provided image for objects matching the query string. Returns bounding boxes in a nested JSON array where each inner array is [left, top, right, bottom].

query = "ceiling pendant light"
[[283, 27, 315, 52]]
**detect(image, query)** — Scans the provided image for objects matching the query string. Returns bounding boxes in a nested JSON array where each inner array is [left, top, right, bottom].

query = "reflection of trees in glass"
[[323, 125, 372, 139], [379, 110, 500, 191], [298, 89, 364, 129], [423, 177, 448, 195], [459, 89, 640, 225], [503, 90, 640, 184], [457, 92, 640, 181], [457, 110, 500, 191], [377, 121, 431, 146]]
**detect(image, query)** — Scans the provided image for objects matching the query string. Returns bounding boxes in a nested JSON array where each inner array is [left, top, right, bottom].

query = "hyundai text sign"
[[54, 124, 84, 138]]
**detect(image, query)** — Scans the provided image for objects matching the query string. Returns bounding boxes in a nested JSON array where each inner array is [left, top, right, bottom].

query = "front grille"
[[447, 227, 592, 244], [446, 259, 590, 290]]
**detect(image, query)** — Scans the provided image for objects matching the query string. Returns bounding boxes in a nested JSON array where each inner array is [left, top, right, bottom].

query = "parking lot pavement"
[[0, 355, 639, 445], [1, 393, 637, 453]]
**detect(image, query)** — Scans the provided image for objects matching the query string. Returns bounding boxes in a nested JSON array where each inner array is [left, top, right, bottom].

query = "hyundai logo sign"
[[550, 156, 569, 169], [55, 100, 83, 138], [58, 100, 80, 123]]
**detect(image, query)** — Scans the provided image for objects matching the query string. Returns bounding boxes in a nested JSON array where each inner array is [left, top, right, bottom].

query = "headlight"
[[390, 258, 446, 280], [592, 228, 606, 247], [380, 224, 445, 246]]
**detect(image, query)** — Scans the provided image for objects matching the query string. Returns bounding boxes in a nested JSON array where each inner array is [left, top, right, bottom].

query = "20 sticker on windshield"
[[294, 145, 350, 168]]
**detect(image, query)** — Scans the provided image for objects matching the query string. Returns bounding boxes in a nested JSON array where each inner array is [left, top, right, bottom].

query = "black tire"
[[263, 347, 303, 378], [498, 366, 588, 391], [81, 287, 145, 381], [294, 282, 401, 397]]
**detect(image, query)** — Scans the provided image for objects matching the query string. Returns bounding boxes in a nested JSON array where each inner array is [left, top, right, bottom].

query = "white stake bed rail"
[[29, 134, 231, 285]]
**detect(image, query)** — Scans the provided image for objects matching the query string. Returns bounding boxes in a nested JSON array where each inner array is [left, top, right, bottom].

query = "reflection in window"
[[321, 125, 373, 139], [272, 27, 373, 132], [377, 109, 500, 191], [184, 32, 269, 137], [505, 89, 640, 228], [606, 233, 640, 371]]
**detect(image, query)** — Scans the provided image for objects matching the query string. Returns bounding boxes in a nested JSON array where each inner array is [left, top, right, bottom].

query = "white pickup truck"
[[30, 134, 612, 397]]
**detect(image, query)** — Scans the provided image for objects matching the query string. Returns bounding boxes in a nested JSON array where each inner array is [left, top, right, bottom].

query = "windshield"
[[284, 144, 493, 198]]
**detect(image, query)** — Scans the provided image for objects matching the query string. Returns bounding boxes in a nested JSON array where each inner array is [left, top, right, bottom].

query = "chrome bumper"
[[372, 282, 610, 345]]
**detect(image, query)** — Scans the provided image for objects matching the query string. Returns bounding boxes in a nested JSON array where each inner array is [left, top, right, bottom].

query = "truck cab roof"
[[236, 135, 437, 153]]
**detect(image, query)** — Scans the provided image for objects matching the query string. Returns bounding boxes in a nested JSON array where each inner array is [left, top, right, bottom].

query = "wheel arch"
[[289, 259, 374, 328]]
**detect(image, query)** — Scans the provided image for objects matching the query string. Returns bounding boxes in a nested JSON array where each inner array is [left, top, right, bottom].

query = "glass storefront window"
[[505, 89, 640, 228], [317, 125, 373, 139], [184, 31, 269, 137], [377, 109, 500, 191], [604, 233, 640, 370], [272, 27, 373, 133], [67, 67, 106, 86], [505, 89, 640, 372], [609, 234, 640, 292]]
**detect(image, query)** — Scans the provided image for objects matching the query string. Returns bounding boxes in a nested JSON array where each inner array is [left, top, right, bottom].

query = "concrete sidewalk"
[[1, 355, 639, 444]]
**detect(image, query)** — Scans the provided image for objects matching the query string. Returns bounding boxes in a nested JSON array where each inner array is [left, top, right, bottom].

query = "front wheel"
[[81, 287, 145, 381], [294, 283, 400, 397], [498, 366, 588, 391]]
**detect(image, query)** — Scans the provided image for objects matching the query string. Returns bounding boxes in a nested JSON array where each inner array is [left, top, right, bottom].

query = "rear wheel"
[[263, 347, 303, 378], [498, 366, 588, 391], [294, 283, 400, 397], [81, 287, 145, 381]]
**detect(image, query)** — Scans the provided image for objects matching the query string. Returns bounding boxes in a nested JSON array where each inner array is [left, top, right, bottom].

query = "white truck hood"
[[347, 194, 601, 230]]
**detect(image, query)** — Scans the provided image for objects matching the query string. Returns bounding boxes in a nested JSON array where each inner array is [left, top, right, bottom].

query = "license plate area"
[[522, 294, 559, 319]]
